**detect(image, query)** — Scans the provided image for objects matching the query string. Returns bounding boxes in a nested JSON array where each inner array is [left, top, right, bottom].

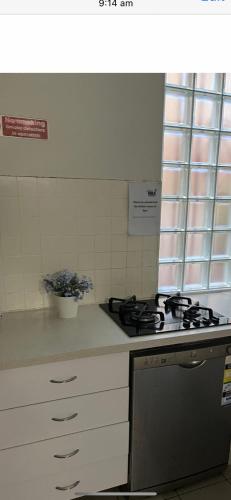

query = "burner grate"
[[100, 292, 231, 337], [112, 297, 166, 334], [155, 292, 192, 312]]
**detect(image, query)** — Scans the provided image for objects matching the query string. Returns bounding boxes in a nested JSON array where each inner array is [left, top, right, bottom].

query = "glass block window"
[[159, 73, 231, 292]]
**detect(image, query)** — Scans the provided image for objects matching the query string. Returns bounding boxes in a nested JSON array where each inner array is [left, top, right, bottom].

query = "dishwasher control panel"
[[134, 344, 228, 370]]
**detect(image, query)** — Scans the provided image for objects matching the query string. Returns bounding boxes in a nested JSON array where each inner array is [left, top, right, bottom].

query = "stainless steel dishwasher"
[[129, 340, 231, 492]]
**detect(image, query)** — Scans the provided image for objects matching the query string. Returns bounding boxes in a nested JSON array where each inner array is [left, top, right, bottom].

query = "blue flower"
[[42, 269, 93, 301]]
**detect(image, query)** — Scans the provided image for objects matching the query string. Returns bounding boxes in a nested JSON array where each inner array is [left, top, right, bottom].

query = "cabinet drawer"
[[0, 454, 128, 500], [0, 352, 129, 410], [0, 387, 129, 450], [0, 422, 129, 485]]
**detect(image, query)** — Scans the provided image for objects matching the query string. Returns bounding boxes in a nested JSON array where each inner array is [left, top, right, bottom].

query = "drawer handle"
[[54, 448, 80, 459], [50, 376, 77, 384], [52, 412, 78, 422], [55, 479, 80, 491]]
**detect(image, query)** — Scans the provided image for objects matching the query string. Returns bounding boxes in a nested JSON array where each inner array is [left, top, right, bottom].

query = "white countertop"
[[0, 291, 231, 370]]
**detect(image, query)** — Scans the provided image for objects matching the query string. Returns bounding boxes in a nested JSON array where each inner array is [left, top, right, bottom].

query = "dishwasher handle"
[[179, 360, 207, 369]]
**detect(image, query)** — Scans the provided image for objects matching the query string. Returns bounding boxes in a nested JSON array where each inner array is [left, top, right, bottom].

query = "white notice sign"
[[128, 182, 161, 236]]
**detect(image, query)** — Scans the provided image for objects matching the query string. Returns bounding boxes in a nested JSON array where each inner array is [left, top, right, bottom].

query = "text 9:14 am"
[[99, 0, 134, 7]]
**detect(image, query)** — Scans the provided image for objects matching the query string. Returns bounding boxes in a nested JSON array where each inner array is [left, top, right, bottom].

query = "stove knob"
[[193, 320, 201, 328], [183, 319, 191, 328]]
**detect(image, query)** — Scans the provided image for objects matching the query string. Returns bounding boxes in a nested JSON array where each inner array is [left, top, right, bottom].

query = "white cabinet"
[[0, 455, 129, 500], [0, 352, 129, 410], [0, 352, 129, 498], [0, 388, 128, 449], [0, 422, 129, 485]]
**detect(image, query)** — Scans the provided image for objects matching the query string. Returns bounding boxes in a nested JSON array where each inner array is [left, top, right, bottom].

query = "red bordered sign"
[[0, 115, 48, 140]]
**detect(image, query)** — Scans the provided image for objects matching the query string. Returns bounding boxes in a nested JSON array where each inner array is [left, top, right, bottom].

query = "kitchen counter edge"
[[0, 304, 231, 371]]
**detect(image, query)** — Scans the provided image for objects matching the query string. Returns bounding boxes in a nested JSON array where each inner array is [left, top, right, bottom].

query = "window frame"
[[159, 73, 231, 293]]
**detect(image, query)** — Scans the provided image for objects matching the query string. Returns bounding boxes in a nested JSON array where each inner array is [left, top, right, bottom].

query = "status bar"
[[0, 0, 230, 15]]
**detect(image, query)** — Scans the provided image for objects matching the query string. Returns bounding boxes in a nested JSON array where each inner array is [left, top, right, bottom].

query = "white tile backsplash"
[[95, 252, 111, 270], [21, 232, 41, 255], [111, 216, 127, 235], [20, 196, 40, 217], [110, 198, 128, 217], [4, 274, 24, 294], [24, 290, 43, 310], [111, 235, 127, 252], [95, 269, 111, 286], [0, 176, 159, 312], [77, 236, 95, 252], [0, 177, 17, 197], [22, 273, 42, 291], [18, 177, 37, 197], [111, 268, 126, 286], [143, 250, 156, 267], [94, 235, 111, 252], [126, 251, 142, 268], [111, 252, 127, 269], [3, 256, 23, 274], [79, 252, 96, 270], [127, 235, 143, 251], [6, 291, 25, 311], [1, 236, 22, 257]]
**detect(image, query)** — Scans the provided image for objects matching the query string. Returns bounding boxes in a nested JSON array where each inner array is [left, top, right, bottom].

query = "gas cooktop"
[[100, 293, 231, 337]]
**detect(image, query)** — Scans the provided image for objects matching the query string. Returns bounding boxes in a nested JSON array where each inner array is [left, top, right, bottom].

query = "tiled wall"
[[0, 176, 159, 312]]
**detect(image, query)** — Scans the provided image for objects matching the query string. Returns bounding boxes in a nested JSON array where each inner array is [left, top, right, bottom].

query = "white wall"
[[0, 176, 158, 312], [0, 74, 164, 180], [0, 74, 164, 311]]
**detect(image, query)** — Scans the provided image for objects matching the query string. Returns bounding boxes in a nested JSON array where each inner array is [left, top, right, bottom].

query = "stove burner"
[[155, 292, 192, 313], [108, 295, 145, 313], [116, 298, 165, 334], [183, 304, 220, 326], [130, 310, 161, 324], [100, 292, 230, 337]]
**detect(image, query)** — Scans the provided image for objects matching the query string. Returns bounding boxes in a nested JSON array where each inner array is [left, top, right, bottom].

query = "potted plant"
[[42, 270, 93, 318]]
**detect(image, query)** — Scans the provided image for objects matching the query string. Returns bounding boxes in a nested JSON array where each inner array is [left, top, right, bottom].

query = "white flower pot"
[[54, 296, 79, 319]]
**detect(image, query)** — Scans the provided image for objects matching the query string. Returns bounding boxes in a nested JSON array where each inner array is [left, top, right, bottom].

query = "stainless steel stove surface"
[[100, 293, 231, 337]]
